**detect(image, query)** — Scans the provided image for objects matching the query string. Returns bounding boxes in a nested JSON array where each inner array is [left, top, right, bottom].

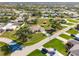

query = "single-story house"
[[29, 25, 41, 33], [3, 23, 17, 31], [66, 40, 79, 56], [69, 44, 79, 56], [42, 14, 49, 18]]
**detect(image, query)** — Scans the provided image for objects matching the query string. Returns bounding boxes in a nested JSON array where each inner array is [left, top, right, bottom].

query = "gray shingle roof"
[[69, 44, 79, 56]]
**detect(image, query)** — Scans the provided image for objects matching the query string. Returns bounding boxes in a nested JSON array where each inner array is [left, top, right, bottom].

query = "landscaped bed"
[[60, 34, 73, 39], [67, 29, 78, 34], [24, 32, 47, 46], [43, 38, 68, 55], [28, 49, 46, 56]]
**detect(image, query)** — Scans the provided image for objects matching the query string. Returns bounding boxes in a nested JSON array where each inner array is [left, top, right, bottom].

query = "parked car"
[[41, 48, 48, 54]]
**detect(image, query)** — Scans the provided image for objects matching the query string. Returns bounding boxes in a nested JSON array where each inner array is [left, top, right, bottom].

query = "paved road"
[[11, 23, 78, 56]]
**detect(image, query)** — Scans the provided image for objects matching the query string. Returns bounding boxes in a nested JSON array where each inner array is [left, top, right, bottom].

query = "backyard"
[[24, 32, 47, 46], [0, 31, 47, 46]]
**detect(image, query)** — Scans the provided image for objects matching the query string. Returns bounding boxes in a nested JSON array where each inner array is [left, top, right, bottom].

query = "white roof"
[[3, 23, 17, 30]]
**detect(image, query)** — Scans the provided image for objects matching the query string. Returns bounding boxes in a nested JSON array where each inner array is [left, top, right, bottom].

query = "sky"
[[0, 0, 79, 2]]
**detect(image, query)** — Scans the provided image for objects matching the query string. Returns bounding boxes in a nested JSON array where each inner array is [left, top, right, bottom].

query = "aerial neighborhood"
[[0, 2, 79, 56]]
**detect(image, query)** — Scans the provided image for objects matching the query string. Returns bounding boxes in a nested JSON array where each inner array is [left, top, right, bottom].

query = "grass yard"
[[0, 42, 8, 47], [37, 18, 51, 30], [60, 34, 73, 39], [24, 32, 46, 46], [67, 19, 78, 23], [0, 31, 46, 46], [0, 31, 17, 40], [67, 29, 78, 34], [66, 23, 74, 25], [62, 26, 68, 28], [43, 38, 68, 55], [28, 49, 46, 56]]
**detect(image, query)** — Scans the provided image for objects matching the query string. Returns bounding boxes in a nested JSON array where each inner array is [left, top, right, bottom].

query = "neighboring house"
[[42, 14, 49, 18], [0, 28, 4, 33], [66, 40, 79, 56], [0, 23, 5, 33], [3, 23, 17, 31], [51, 13, 60, 17], [75, 24, 79, 30], [29, 25, 41, 33], [27, 17, 37, 24], [0, 23, 5, 27], [69, 44, 79, 56]]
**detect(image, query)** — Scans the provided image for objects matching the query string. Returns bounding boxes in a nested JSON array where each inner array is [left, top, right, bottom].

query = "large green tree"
[[15, 23, 30, 42], [50, 19, 62, 30]]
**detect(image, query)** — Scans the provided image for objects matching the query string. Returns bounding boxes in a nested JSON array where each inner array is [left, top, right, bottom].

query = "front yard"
[[43, 38, 68, 55], [60, 34, 73, 39], [28, 49, 46, 56], [67, 19, 78, 23], [67, 29, 78, 34]]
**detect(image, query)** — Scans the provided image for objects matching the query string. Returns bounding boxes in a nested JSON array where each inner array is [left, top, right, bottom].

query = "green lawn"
[[67, 19, 78, 23], [28, 49, 46, 56], [60, 34, 72, 39], [0, 31, 17, 40], [24, 32, 46, 46], [0, 31, 46, 46], [67, 29, 78, 34], [43, 38, 68, 55], [0, 31, 22, 44], [0, 42, 8, 47], [62, 26, 68, 28], [66, 23, 74, 25]]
